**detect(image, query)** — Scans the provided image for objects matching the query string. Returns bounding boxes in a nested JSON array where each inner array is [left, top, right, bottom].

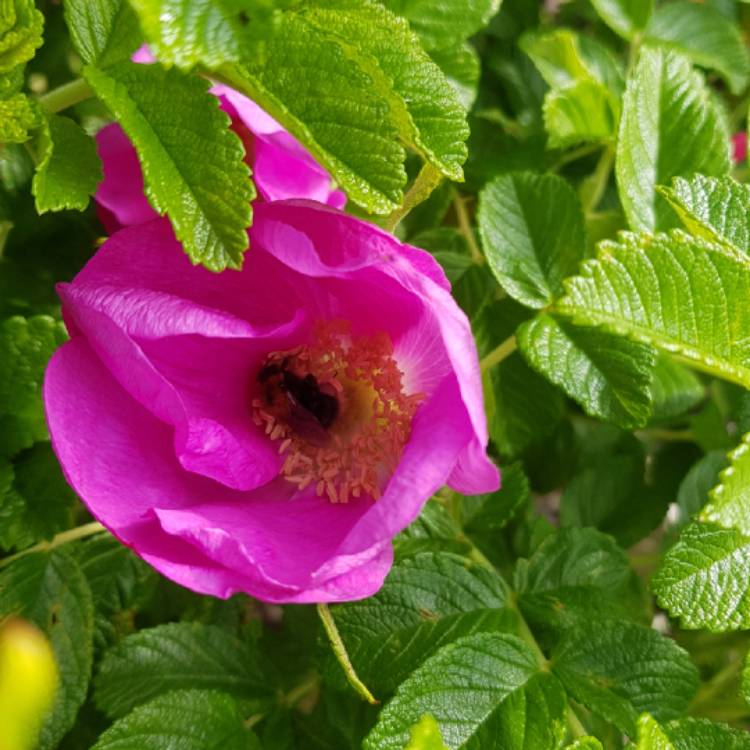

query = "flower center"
[[251, 320, 423, 503]]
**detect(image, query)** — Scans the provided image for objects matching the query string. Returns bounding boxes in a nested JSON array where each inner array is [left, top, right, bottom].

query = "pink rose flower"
[[44, 202, 499, 603], [95, 51, 346, 232]]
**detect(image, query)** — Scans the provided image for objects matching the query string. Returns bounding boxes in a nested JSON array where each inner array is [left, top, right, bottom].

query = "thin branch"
[[0, 522, 106, 568], [480, 335, 517, 372], [453, 190, 484, 264]]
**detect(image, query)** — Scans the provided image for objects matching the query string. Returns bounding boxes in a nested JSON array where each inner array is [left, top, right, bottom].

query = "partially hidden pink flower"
[[95, 52, 346, 232], [44, 202, 499, 603], [733, 131, 748, 164]]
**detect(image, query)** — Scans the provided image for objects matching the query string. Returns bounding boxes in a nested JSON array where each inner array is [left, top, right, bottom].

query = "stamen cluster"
[[252, 321, 422, 503]]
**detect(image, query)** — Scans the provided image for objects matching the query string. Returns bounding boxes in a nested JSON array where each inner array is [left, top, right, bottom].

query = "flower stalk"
[[37, 78, 94, 114], [317, 603, 378, 705]]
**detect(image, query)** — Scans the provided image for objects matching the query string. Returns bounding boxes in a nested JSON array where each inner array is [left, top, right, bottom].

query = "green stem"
[[550, 143, 601, 173], [580, 146, 614, 215], [690, 660, 742, 713], [627, 33, 643, 78], [244, 672, 320, 729], [282, 672, 320, 708], [465, 541, 587, 739], [383, 164, 443, 233], [512, 595, 547, 669], [0, 521, 106, 568], [637, 428, 695, 443], [37, 78, 94, 114], [453, 190, 484, 265], [480, 335, 517, 372], [567, 706, 588, 739], [317, 603, 378, 705]]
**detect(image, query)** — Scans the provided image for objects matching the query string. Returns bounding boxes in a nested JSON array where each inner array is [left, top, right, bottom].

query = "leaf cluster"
[[4, 0, 750, 748]]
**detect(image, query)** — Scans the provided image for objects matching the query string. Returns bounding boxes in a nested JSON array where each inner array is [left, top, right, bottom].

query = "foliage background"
[[3, 0, 750, 747]]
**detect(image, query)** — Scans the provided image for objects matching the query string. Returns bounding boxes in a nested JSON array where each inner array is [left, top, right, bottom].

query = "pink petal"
[[95, 123, 158, 231]]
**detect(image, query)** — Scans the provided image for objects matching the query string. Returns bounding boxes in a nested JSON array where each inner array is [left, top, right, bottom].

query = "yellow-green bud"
[[0, 619, 58, 750]]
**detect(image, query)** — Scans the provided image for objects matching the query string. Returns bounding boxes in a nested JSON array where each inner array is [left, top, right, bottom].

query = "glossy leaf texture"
[[645, 1, 750, 95], [63, 0, 142, 67], [661, 175, 750, 255], [616, 47, 730, 231], [556, 232, 750, 389], [90, 690, 261, 750], [478, 171, 586, 308], [94, 621, 270, 718], [327, 552, 513, 693], [364, 633, 567, 750], [84, 61, 254, 271], [32, 114, 102, 213]]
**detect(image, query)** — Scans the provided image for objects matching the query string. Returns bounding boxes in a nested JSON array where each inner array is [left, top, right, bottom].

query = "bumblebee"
[[258, 360, 339, 444]]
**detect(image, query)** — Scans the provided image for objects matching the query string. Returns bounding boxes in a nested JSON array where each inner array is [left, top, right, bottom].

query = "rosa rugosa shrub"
[[44, 203, 498, 603], [6, 0, 750, 746]]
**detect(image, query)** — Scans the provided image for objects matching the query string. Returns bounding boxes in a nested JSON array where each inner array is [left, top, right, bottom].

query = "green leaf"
[[0, 550, 94, 750], [394, 500, 469, 559], [0, 315, 66, 429], [566, 739, 603, 750], [0, 0, 44, 73], [615, 48, 730, 231], [475, 297, 565, 458], [329, 552, 513, 693], [90, 690, 260, 750], [648, 356, 704, 423], [84, 61, 254, 271], [521, 29, 595, 89], [220, 18, 405, 214], [2, 443, 76, 552], [478, 172, 586, 308], [463, 461, 529, 534], [430, 43, 480, 110], [559, 453, 667, 548], [653, 521, 750, 631], [404, 715, 449, 750], [676, 451, 728, 525], [364, 633, 567, 750], [590, 0, 652, 39], [412, 227, 472, 284], [294, 0, 469, 182], [0, 92, 39, 143], [127, 0, 244, 70], [634, 713, 674, 750], [63, 0, 142, 67], [380, 0, 499, 51], [0, 458, 28, 550], [73, 533, 156, 649], [518, 313, 655, 429], [94, 621, 270, 718], [646, 2, 750, 95], [635, 715, 750, 750], [32, 114, 102, 213], [701, 432, 750, 534], [743, 652, 750, 708], [0, 63, 23, 98], [515, 528, 643, 636], [487, 351, 566, 457], [543, 80, 616, 148], [660, 175, 750, 255], [556, 231, 750, 389], [552, 621, 699, 735]]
